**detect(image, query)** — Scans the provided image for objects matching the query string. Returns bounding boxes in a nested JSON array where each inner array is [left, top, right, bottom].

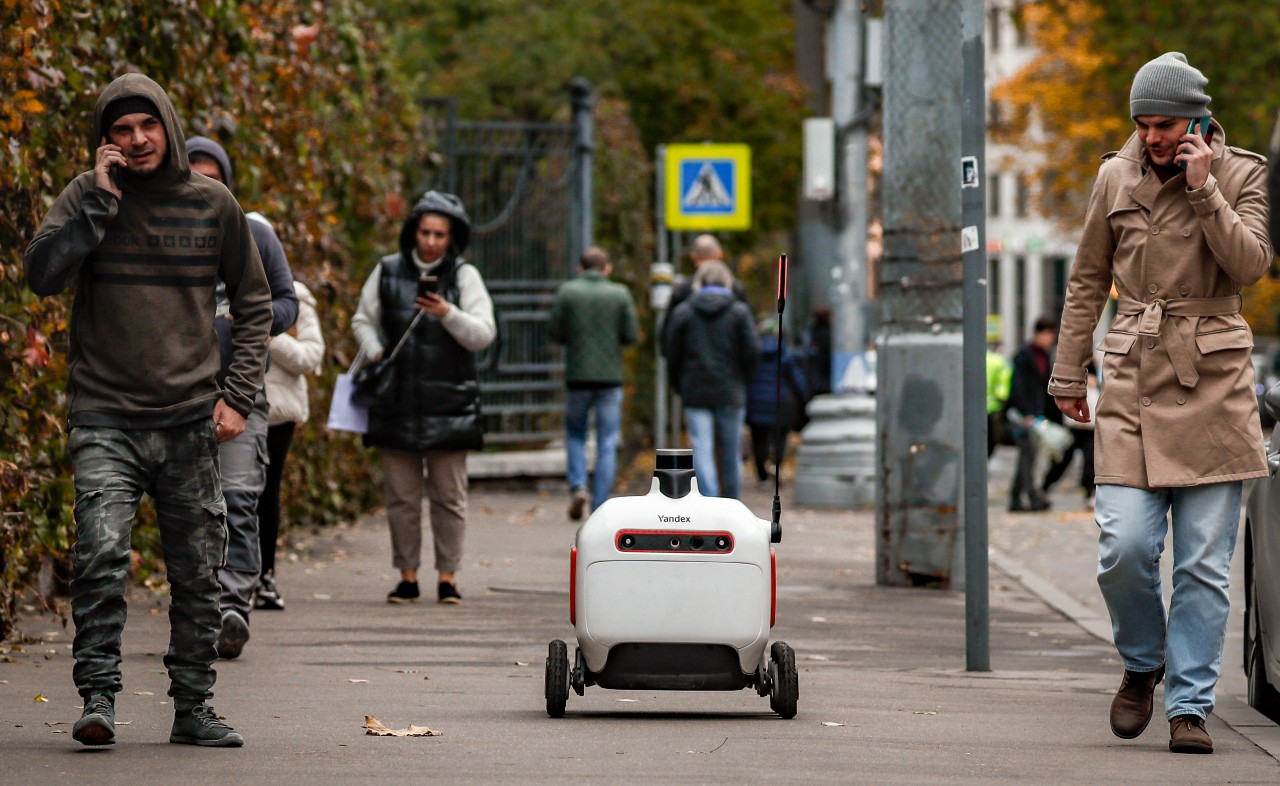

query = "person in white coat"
[[255, 279, 325, 610]]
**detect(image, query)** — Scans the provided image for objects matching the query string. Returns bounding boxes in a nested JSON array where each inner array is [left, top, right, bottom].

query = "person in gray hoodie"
[[23, 72, 272, 748], [185, 135, 298, 660], [663, 260, 758, 499]]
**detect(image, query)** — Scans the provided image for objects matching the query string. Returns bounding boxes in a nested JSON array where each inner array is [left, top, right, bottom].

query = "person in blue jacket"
[[745, 318, 810, 483], [186, 135, 298, 659]]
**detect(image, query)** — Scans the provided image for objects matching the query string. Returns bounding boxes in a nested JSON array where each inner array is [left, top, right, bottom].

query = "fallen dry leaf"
[[363, 716, 441, 737]]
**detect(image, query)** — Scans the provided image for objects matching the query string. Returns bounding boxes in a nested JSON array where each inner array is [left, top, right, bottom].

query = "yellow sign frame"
[[664, 143, 751, 231]]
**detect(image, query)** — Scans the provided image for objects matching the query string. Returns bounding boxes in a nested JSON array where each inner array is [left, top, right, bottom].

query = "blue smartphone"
[[1179, 117, 1212, 169]]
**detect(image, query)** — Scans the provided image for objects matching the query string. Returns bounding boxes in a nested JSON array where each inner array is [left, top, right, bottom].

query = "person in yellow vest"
[[986, 344, 1012, 457]]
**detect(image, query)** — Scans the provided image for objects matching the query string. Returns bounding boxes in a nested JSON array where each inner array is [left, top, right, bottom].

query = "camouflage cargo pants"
[[68, 420, 227, 707]]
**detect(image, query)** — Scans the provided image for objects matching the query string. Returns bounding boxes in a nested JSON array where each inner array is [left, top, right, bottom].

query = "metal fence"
[[418, 87, 593, 447]]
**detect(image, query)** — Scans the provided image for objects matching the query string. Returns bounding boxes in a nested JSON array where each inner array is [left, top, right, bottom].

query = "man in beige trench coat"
[[1050, 52, 1271, 755]]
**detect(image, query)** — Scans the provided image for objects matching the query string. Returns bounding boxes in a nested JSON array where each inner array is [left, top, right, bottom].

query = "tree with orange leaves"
[[995, 0, 1280, 334]]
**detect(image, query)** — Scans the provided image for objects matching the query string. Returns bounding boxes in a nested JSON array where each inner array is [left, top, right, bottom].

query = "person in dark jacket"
[[800, 305, 833, 397], [185, 135, 298, 660], [23, 73, 270, 748], [1007, 316, 1059, 512], [548, 246, 639, 519], [664, 261, 759, 499], [352, 191, 495, 605], [659, 234, 748, 353], [746, 318, 810, 482]]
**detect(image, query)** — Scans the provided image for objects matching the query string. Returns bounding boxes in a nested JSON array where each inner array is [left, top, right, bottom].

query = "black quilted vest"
[[362, 253, 482, 452]]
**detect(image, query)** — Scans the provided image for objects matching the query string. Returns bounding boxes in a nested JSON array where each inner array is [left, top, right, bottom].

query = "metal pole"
[[569, 78, 596, 267], [960, 0, 990, 672], [444, 97, 458, 195], [655, 145, 669, 449], [669, 232, 685, 449]]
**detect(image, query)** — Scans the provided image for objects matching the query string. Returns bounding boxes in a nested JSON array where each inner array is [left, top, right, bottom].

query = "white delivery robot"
[[545, 448, 798, 718]]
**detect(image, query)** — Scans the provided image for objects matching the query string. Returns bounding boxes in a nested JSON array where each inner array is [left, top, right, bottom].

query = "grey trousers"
[[380, 448, 468, 573], [216, 393, 270, 618], [69, 420, 226, 707]]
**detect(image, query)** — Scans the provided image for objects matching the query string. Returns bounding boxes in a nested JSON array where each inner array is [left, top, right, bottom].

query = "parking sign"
[[664, 144, 751, 231]]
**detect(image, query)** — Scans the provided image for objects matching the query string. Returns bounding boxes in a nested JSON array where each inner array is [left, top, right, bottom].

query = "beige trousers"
[[380, 448, 469, 573]]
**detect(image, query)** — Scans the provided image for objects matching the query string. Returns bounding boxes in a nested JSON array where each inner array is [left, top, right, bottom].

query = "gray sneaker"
[[216, 609, 250, 659], [169, 705, 244, 747], [72, 693, 115, 746]]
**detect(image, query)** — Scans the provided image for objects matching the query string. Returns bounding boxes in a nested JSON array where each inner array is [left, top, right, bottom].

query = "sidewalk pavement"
[[1, 460, 1278, 783], [983, 446, 1267, 729]]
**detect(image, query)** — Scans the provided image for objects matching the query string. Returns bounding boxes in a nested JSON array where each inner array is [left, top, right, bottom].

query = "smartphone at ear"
[[1179, 117, 1212, 169]]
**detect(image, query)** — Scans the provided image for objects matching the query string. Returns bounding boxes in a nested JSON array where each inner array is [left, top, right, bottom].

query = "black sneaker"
[[169, 705, 244, 747], [72, 693, 115, 746], [216, 610, 250, 659], [254, 574, 285, 611], [387, 580, 420, 604], [437, 581, 462, 604]]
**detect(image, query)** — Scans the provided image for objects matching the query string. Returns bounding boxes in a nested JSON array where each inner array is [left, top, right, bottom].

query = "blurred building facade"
[[984, 1, 1078, 357]]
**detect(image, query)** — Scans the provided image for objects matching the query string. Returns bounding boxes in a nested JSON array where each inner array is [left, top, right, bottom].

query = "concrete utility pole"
[[830, 0, 870, 383], [793, 0, 878, 509], [876, 0, 966, 589]]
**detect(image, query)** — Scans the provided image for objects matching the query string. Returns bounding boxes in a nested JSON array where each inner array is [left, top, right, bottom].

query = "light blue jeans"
[[565, 387, 623, 511], [1095, 481, 1241, 721], [685, 405, 746, 499]]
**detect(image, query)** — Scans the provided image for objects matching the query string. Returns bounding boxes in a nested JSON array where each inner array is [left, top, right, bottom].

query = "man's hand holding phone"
[[1179, 117, 1213, 190], [94, 137, 126, 199]]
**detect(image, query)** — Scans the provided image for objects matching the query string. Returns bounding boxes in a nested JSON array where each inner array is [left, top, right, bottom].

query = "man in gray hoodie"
[[23, 73, 272, 748]]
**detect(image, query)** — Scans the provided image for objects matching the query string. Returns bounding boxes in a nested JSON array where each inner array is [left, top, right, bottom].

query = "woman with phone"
[[351, 191, 496, 605]]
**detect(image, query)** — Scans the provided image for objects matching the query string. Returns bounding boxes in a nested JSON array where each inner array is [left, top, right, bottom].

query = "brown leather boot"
[[1109, 664, 1165, 739], [1169, 714, 1213, 753]]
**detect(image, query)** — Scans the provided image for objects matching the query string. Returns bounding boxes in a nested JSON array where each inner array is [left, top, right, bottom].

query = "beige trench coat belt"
[[1115, 294, 1243, 390]]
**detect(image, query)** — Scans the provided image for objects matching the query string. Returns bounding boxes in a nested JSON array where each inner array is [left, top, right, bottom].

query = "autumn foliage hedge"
[[0, 0, 421, 637]]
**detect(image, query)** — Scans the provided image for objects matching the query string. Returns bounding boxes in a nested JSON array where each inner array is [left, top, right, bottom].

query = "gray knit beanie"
[[1130, 52, 1211, 119]]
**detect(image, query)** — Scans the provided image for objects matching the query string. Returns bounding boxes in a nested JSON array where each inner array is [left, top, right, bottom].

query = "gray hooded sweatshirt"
[[23, 73, 272, 424]]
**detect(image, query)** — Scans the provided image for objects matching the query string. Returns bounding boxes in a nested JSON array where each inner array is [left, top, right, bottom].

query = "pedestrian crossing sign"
[[664, 143, 751, 230]]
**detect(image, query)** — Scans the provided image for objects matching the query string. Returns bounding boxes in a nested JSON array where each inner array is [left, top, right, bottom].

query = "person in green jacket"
[[986, 346, 1013, 457], [549, 247, 639, 519]]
